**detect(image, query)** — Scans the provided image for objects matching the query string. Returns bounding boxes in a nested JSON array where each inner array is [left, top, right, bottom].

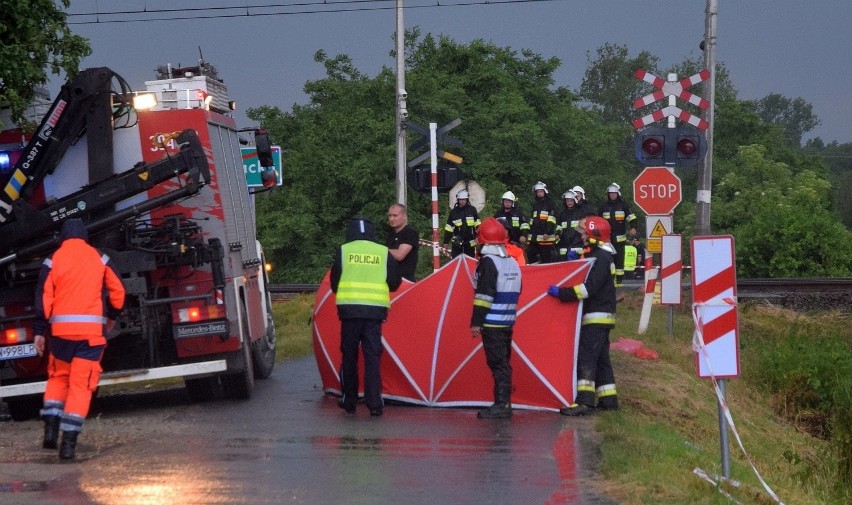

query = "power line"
[[66, 0, 560, 25]]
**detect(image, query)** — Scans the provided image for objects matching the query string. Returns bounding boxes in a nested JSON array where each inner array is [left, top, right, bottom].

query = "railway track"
[[270, 278, 851, 311]]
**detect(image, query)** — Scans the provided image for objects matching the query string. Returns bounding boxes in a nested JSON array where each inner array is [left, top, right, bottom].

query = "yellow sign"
[[645, 215, 672, 254], [650, 219, 669, 237]]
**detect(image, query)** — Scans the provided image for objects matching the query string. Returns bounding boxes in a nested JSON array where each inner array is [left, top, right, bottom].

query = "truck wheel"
[[5, 395, 42, 421], [184, 376, 219, 402], [252, 312, 276, 379], [222, 306, 255, 399]]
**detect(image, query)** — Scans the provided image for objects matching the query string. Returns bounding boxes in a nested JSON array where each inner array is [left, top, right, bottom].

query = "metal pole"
[[702, 0, 729, 479], [429, 123, 440, 272], [696, 0, 717, 236], [395, 0, 407, 206], [718, 379, 731, 478]]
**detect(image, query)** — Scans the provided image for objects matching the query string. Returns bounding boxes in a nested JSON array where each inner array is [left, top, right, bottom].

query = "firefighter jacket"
[[493, 206, 529, 244], [471, 251, 522, 329], [34, 219, 126, 346], [557, 204, 585, 257], [556, 245, 616, 327], [529, 196, 557, 245], [331, 218, 401, 321], [599, 197, 637, 243], [443, 204, 481, 249]]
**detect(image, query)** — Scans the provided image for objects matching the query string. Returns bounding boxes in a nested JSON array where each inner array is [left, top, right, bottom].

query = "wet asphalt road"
[[0, 357, 617, 505]]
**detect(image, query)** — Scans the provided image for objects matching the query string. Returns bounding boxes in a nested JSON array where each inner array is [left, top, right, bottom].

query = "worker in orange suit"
[[33, 219, 126, 460]]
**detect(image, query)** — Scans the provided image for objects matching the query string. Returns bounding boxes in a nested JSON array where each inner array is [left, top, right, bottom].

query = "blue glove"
[[547, 285, 560, 298], [566, 250, 579, 261]]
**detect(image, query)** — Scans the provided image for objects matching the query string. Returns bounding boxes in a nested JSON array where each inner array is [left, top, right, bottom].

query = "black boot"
[[59, 431, 78, 460], [477, 402, 512, 419], [478, 384, 512, 419], [42, 416, 60, 449]]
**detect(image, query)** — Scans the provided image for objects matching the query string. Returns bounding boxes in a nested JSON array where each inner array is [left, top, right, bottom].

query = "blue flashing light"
[[0, 152, 10, 173]]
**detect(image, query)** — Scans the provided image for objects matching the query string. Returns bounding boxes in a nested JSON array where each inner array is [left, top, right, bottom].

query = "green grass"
[[272, 291, 852, 504]]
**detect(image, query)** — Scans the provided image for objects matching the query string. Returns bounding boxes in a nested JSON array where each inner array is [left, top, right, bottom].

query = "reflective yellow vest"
[[336, 241, 390, 308], [623, 245, 638, 272]]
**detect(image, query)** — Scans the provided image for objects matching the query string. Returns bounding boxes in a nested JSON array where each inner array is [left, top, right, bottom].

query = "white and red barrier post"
[[660, 234, 683, 337], [637, 256, 657, 334]]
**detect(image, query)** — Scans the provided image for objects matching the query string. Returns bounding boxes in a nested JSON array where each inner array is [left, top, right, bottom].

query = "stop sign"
[[633, 167, 682, 215]]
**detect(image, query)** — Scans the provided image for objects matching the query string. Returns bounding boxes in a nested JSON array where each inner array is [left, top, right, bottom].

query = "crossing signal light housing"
[[408, 160, 463, 193], [634, 126, 706, 167]]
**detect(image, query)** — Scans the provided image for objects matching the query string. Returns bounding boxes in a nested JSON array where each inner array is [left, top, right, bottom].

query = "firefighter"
[[33, 218, 126, 460], [331, 217, 402, 416], [496, 217, 527, 266], [547, 216, 619, 416], [471, 218, 522, 419], [571, 185, 594, 218], [598, 183, 637, 286], [527, 181, 558, 264], [557, 190, 584, 261], [443, 189, 481, 258], [492, 191, 529, 246]]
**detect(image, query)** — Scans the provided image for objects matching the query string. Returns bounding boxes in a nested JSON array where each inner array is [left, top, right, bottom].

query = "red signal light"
[[677, 138, 697, 157], [641, 137, 664, 158]]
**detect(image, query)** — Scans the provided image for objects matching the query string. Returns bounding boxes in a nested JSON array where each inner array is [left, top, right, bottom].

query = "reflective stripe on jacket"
[[472, 255, 522, 328], [336, 241, 391, 308], [37, 238, 126, 341]]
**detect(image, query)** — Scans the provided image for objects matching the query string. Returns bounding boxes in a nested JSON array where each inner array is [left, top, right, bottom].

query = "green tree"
[[0, 0, 90, 127], [578, 43, 659, 126], [712, 144, 852, 276], [754, 93, 821, 147], [249, 32, 629, 282]]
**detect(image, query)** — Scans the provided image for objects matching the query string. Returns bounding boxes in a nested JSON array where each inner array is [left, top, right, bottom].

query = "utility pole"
[[395, 0, 408, 206], [696, 0, 717, 236]]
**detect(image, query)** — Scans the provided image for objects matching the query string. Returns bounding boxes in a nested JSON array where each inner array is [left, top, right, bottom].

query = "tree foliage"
[[249, 36, 849, 282], [0, 0, 90, 127], [754, 93, 821, 147], [250, 32, 630, 282]]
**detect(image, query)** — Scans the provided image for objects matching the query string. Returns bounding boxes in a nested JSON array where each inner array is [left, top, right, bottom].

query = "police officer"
[[331, 217, 402, 416], [492, 191, 529, 246], [548, 217, 619, 416], [557, 190, 584, 261], [527, 181, 558, 264], [443, 189, 481, 258], [34, 219, 126, 459], [598, 183, 637, 286], [471, 218, 522, 419]]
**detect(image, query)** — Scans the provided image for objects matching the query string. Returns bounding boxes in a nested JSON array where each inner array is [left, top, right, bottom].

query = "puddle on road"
[[0, 480, 50, 493]]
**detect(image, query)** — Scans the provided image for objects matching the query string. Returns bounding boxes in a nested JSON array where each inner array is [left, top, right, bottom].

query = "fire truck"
[[0, 62, 278, 420]]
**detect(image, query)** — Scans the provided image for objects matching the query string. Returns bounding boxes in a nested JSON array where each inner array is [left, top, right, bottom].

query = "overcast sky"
[[56, 0, 852, 144]]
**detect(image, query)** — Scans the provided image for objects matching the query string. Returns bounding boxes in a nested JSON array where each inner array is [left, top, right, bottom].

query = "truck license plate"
[[0, 343, 37, 361]]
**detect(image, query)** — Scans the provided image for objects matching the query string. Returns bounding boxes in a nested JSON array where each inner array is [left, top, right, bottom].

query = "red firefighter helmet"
[[477, 217, 508, 245], [579, 216, 611, 244]]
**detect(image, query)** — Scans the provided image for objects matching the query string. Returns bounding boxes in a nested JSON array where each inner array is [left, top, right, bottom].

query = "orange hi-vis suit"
[[34, 219, 125, 433]]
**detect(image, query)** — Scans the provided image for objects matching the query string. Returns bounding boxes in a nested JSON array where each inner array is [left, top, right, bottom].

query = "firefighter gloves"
[[547, 285, 560, 298]]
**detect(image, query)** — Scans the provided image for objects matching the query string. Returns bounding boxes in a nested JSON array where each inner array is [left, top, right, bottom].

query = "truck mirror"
[[255, 131, 274, 168]]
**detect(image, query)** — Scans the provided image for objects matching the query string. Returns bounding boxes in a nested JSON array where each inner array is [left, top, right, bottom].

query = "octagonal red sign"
[[633, 167, 682, 215]]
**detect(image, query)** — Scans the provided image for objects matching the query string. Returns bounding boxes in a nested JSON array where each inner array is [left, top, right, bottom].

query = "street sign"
[[691, 235, 740, 379], [632, 69, 710, 131], [660, 234, 682, 305], [242, 146, 283, 188], [645, 214, 672, 254], [633, 167, 682, 215]]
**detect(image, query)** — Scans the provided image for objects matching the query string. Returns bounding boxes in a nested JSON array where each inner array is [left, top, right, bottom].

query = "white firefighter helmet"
[[501, 191, 516, 202], [562, 190, 577, 202], [606, 183, 621, 195], [571, 185, 585, 197], [532, 181, 548, 194], [456, 189, 470, 200]]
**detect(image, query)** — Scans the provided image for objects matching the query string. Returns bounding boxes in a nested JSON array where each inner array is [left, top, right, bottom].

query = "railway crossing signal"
[[634, 126, 707, 167], [407, 120, 464, 192], [631, 69, 709, 167]]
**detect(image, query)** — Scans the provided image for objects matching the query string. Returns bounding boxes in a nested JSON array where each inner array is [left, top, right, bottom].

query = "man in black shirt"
[[386, 203, 420, 281]]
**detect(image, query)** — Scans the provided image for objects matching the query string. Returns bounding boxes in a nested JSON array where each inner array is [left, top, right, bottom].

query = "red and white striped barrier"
[[637, 257, 657, 334], [660, 234, 682, 305]]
